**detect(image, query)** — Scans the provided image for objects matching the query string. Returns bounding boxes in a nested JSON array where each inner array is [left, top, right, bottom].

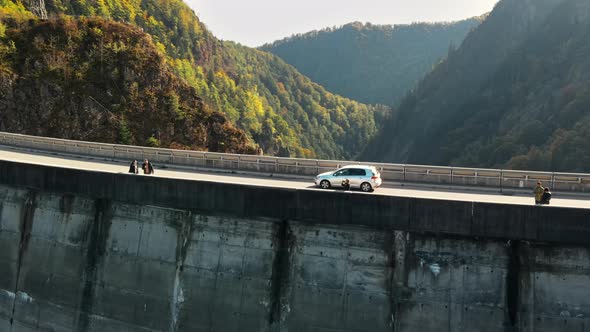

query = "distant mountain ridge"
[[262, 18, 483, 106], [362, 0, 590, 173]]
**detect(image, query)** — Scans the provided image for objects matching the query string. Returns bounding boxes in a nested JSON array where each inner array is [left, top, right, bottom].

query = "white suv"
[[315, 165, 382, 192]]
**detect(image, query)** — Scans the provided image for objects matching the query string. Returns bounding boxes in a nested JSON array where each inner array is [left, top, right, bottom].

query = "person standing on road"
[[342, 178, 351, 191], [142, 159, 155, 175], [541, 187, 552, 205], [534, 181, 544, 205], [128, 160, 139, 174]]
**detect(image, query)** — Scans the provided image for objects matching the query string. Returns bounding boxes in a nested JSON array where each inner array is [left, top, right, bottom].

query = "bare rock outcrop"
[[23, 0, 48, 19]]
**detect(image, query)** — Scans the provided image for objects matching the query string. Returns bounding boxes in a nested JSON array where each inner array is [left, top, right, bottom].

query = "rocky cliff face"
[[24, 0, 47, 19], [0, 17, 253, 153]]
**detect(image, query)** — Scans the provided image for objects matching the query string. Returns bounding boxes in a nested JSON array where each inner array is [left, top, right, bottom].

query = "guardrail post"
[[500, 169, 504, 193], [403, 166, 406, 183]]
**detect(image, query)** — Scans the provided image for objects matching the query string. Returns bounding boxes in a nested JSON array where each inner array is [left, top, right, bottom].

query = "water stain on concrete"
[[75, 198, 113, 332], [9, 190, 37, 327]]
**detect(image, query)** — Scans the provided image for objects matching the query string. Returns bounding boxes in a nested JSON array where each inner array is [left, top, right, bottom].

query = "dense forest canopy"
[[0, 15, 253, 152], [0, 0, 390, 159], [7, 0, 588, 172], [362, 0, 590, 173], [262, 19, 482, 106]]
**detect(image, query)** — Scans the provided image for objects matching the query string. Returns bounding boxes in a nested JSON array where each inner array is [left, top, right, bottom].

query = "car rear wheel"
[[320, 180, 331, 189], [361, 182, 373, 192]]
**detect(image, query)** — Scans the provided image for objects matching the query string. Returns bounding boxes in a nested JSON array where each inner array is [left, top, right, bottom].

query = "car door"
[[349, 168, 367, 188], [332, 168, 351, 187]]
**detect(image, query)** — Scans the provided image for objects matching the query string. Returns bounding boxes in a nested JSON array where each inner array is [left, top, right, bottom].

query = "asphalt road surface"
[[0, 146, 588, 209]]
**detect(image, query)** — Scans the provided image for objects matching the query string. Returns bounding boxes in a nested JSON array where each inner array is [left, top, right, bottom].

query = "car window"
[[351, 169, 366, 176], [334, 169, 351, 176]]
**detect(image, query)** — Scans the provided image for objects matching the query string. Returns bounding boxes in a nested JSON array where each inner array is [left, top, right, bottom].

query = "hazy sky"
[[187, 0, 499, 47]]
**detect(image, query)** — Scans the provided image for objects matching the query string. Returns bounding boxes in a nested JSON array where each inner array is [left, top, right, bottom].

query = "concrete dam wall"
[[0, 160, 589, 331]]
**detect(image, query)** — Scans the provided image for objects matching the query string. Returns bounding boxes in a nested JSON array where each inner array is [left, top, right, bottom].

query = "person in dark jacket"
[[341, 178, 350, 191], [128, 160, 139, 174], [142, 159, 155, 175], [541, 187, 552, 205]]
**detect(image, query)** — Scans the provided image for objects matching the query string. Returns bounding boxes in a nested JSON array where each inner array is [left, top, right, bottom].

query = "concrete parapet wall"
[[0, 160, 590, 331], [1, 131, 590, 192], [0, 160, 588, 246]]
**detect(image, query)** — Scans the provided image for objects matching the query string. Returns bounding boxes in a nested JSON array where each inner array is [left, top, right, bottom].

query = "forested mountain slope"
[[1, 0, 389, 159], [262, 19, 482, 106], [362, 0, 590, 173], [0, 16, 252, 153]]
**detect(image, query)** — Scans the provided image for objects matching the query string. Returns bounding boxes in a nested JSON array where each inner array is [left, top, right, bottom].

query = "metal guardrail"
[[1, 132, 589, 193]]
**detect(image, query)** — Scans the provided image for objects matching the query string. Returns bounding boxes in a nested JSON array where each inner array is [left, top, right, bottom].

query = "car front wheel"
[[361, 182, 373, 192], [320, 180, 331, 189]]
